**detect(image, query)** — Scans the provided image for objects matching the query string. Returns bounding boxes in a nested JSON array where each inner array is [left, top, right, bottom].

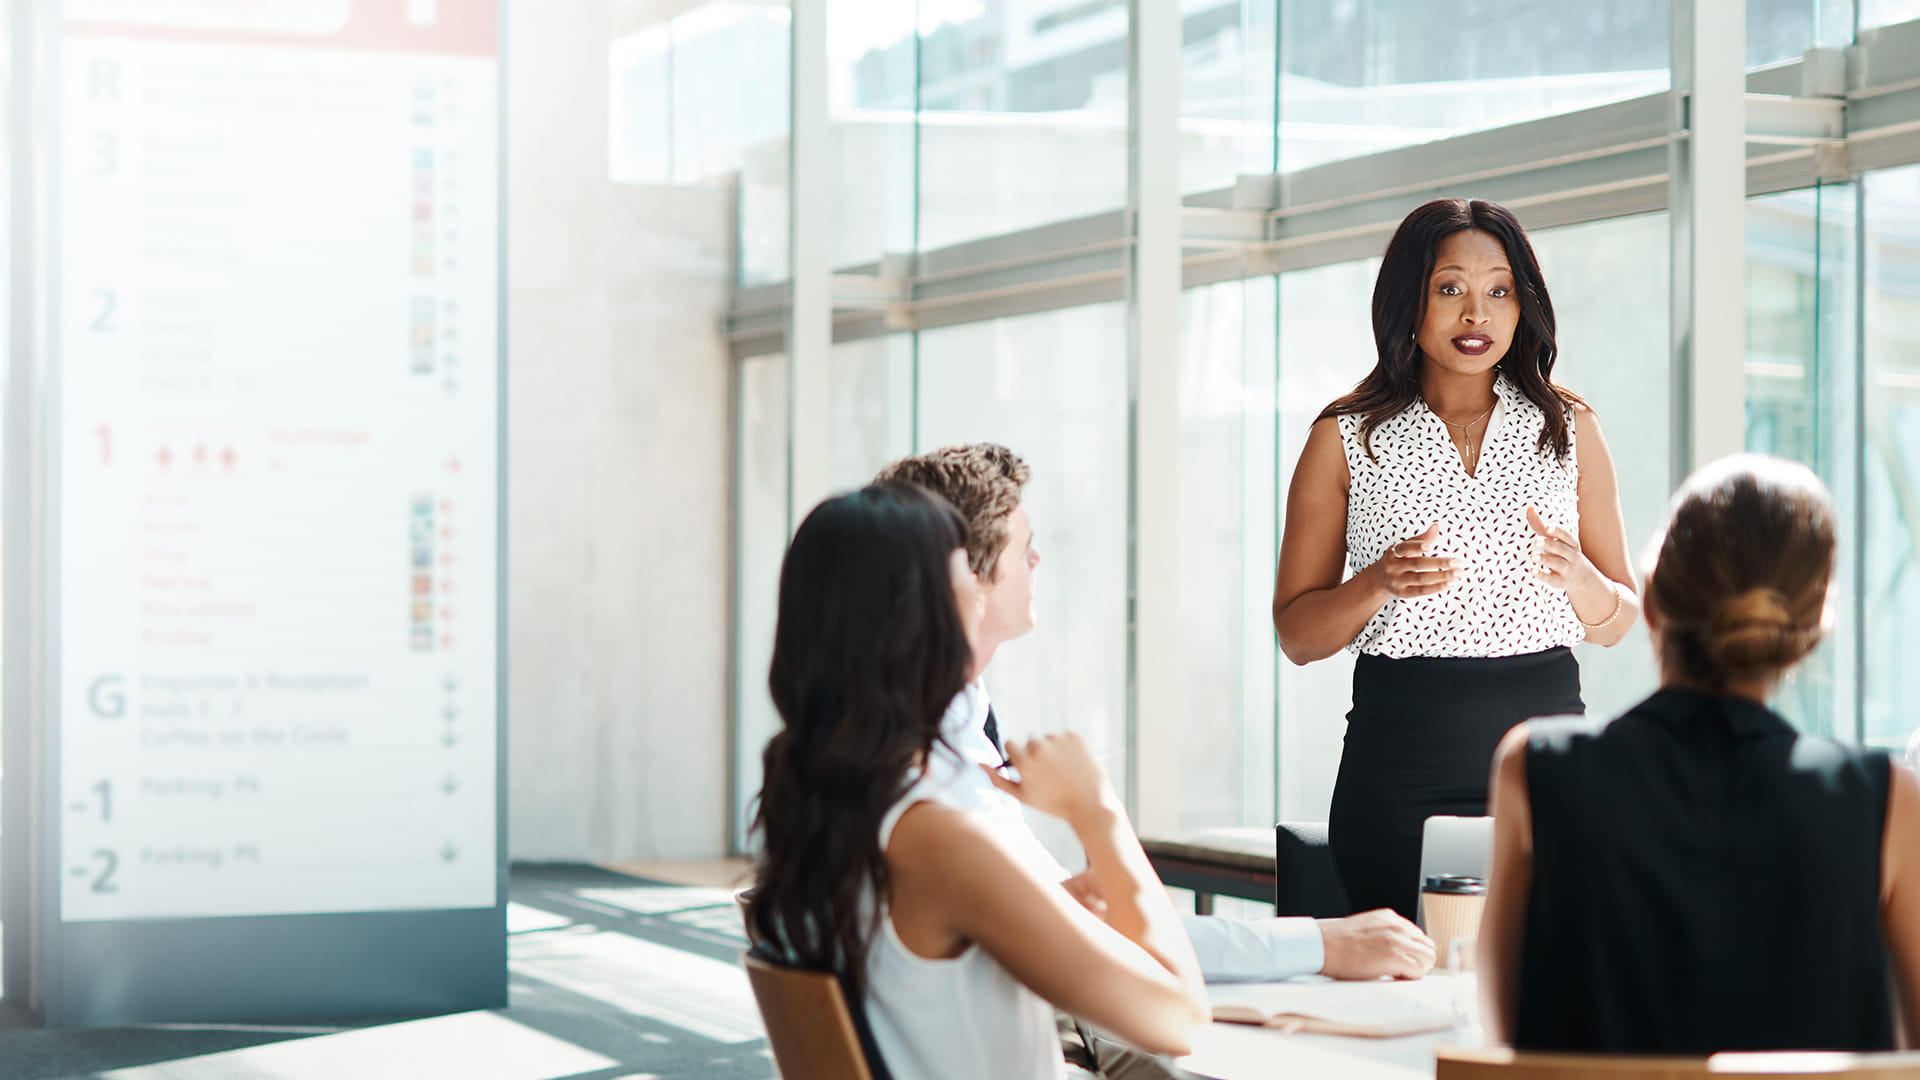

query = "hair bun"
[[1711, 587, 1793, 632], [1704, 587, 1815, 676]]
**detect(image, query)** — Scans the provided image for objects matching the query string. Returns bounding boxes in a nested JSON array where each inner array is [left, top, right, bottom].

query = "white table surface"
[[1173, 974, 1470, 1080]]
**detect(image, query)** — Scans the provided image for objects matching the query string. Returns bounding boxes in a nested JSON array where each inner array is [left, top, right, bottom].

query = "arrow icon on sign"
[[440, 774, 459, 796], [440, 841, 459, 863]]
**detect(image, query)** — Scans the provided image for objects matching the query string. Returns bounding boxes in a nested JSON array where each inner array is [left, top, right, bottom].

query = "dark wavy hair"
[[750, 482, 973, 1000], [1319, 198, 1582, 461]]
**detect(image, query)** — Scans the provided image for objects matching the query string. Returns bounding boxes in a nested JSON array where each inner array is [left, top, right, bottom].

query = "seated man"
[[877, 444, 1433, 1074]]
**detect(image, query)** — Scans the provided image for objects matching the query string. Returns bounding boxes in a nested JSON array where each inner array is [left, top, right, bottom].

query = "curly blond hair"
[[875, 444, 1030, 582]]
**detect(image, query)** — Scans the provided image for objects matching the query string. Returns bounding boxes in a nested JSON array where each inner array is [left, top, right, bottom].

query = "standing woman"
[[1271, 198, 1640, 922]]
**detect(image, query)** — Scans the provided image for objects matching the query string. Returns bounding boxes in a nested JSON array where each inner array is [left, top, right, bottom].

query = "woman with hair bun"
[[1478, 454, 1920, 1053]]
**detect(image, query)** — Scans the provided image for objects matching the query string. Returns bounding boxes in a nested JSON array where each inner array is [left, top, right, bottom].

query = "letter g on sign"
[[88, 675, 126, 720]]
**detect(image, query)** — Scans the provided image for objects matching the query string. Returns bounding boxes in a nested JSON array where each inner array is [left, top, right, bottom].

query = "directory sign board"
[[55, 0, 500, 926]]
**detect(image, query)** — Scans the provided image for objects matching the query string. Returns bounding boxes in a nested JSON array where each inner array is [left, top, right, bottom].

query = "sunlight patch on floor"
[[507, 901, 575, 934], [97, 1011, 617, 1080], [571, 885, 739, 915], [512, 926, 763, 1044]]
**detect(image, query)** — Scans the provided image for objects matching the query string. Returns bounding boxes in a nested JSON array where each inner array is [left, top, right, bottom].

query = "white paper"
[[1209, 976, 1455, 1030]]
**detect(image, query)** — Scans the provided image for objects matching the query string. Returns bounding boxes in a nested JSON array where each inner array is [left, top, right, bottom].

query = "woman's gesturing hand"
[[982, 733, 1119, 827], [1525, 505, 1596, 593], [1369, 521, 1461, 598]]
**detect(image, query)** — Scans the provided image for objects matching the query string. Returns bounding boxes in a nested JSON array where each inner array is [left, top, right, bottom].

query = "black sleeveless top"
[[1515, 688, 1895, 1053]]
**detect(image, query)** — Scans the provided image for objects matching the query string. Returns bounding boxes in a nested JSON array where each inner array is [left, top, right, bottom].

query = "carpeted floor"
[[0, 864, 777, 1080]]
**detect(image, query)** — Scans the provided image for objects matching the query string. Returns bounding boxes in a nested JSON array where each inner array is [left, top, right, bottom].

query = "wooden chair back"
[[743, 951, 875, 1080], [735, 887, 760, 945], [1438, 1045, 1920, 1080]]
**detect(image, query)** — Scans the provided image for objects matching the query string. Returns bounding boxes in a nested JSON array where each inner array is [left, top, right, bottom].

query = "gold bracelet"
[[1578, 581, 1625, 631]]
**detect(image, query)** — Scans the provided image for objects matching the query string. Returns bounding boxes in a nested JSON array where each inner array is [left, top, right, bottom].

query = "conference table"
[[1173, 973, 1467, 1080]]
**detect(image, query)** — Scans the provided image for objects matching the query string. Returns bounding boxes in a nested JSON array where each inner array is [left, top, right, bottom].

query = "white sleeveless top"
[[863, 686, 1063, 1080], [1339, 374, 1585, 659]]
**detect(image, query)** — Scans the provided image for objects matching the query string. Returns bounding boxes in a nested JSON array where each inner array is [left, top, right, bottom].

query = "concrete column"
[[507, 2, 731, 861]]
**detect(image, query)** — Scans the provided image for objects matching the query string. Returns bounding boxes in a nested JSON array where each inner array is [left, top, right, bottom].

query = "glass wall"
[[1271, 258, 1377, 822], [1745, 184, 1860, 737], [1862, 0, 1920, 28], [725, 4, 1920, 845], [829, 0, 917, 266], [1862, 164, 1920, 752], [918, 302, 1129, 857], [609, 4, 793, 284], [1178, 278, 1277, 830], [732, 352, 788, 850], [1749, 0, 1853, 64], [1276, 1, 1667, 172], [1179, 0, 1277, 194], [914, 0, 1132, 248], [1531, 214, 1672, 723]]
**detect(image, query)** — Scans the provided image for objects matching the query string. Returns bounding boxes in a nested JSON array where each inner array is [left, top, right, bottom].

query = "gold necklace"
[[1428, 400, 1496, 473]]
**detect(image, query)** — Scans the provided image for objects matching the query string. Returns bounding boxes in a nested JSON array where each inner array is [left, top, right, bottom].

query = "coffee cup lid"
[[1422, 874, 1487, 895]]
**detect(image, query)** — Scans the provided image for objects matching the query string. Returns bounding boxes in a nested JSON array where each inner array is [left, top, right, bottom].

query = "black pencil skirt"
[[1328, 646, 1584, 922]]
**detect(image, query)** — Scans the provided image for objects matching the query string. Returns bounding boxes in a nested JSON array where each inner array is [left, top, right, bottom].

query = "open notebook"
[[1209, 976, 1455, 1039]]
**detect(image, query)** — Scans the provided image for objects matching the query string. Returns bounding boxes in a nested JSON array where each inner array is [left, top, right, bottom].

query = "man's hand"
[[1316, 909, 1434, 980]]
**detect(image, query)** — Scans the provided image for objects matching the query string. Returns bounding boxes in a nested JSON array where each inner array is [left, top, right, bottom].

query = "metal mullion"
[[1126, 0, 1180, 836], [785, 0, 831, 529], [906, 278, 1129, 335], [909, 209, 1131, 280], [1850, 18, 1920, 93], [1671, 0, 1748, 480], [907, 0, 922, 455], [911, 245, 1131, 304], [1275, 100, 1674, 214], [725, 36, 1920, 361], [718, 27, 1920, 365]]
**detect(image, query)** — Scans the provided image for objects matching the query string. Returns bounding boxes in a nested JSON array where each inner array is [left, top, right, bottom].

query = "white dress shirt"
[[932, 682, 1324, 981]]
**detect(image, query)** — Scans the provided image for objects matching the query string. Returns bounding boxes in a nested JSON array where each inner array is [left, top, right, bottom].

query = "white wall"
[[507, 1, 733, 861]]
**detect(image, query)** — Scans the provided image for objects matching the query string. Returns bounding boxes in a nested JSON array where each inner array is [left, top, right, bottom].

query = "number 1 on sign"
[[94, 424, 110, 465]]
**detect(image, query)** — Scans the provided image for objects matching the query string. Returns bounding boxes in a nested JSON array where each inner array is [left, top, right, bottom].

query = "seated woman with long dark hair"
[[749, 483, 1206, 1079], [1480, 455, 1920, 1052]]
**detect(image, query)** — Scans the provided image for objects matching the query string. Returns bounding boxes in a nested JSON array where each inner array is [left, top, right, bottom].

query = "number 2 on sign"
[[91, 849, 118, 893]]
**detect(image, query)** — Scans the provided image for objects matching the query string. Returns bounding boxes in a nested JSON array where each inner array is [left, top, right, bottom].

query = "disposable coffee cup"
[[1420, 874, 1487, 972]]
